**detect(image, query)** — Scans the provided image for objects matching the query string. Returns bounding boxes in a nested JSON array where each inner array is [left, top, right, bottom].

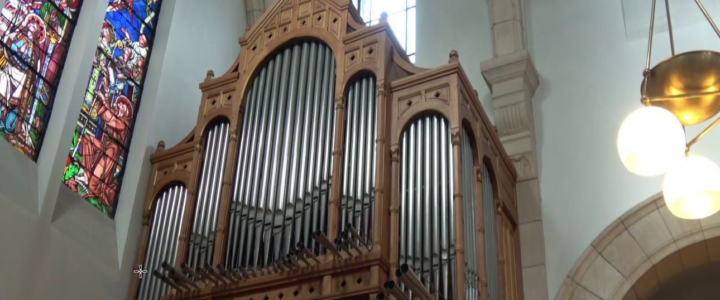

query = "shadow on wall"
[[532, 72, 550, 179], [646, 260, 720, 300]]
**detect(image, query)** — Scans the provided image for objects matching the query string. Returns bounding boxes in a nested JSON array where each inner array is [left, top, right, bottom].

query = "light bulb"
[[663, 155, 720, 220], [617, 106, 686, 176]]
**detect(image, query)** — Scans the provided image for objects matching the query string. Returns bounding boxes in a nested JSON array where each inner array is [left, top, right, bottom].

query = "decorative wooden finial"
[[205, 69, 215, 82], [156, 140, 165, 153], [449, 50, 459, 63], [380, 12, 388, 22]]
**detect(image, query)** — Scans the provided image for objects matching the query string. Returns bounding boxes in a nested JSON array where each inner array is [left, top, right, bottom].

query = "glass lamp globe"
[[617, 106, 686, 176], [663, 155, 720, 220]]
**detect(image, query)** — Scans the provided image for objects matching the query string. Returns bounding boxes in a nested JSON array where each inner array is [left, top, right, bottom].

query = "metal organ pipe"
[[137, 184, 188, 300], [461, 128, 480, 300], [188, 121, 231, 269], [483, 162, 499, 300], [225, 41, 336, 271], [399, 115, 456, 300], [341, 74, 377, 247]]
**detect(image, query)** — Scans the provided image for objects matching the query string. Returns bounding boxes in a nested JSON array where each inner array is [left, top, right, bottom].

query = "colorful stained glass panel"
[[106, 0, 160, 28], [0, 0, 81, 159], [81, 48, 141, 132], [64, 156, 124, 216], [63, 0, 161, 217], [97, 20, 149, 83], [0, 99, 44, 151], [50, 0, 82, 20]]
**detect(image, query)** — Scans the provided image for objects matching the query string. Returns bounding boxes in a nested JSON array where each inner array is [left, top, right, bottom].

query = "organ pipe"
[[188, 121, 231, 269], [341, 73, 378, 247], [484, 162, 499, 300], [399, 115, 456, 300], [461, 128, 480, 300], [137, 184, 188, 300], [225, 41, 336, 271]]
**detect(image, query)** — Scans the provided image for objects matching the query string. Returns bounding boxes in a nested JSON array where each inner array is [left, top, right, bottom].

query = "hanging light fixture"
[[617, 106, 686, 176], [663, 156, 720, 219], [617, 0, 720, 219]]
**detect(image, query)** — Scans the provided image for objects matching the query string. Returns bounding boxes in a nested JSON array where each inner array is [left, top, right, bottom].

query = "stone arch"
[[555, 192, 720, 300]]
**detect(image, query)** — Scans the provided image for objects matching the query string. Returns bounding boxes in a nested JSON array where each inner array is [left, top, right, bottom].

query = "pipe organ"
[[225, 41, 337, 270], [399, 114, 456, 300], [483, 162, 499, 300], [461, 128, 480, 300], [188, 121, 231, 269], [341, 73, 377, 246], [138, 184, 188, 300], [130, 0, 523, 299]]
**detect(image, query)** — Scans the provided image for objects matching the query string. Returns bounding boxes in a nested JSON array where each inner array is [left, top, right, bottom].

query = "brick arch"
[[555, 192, 720, 300]]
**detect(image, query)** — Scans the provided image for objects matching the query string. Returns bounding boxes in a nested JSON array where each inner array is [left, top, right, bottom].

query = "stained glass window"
[[63, 0, 161, 217], [352, 0, 416, 62], [0, 0, 82, 159]]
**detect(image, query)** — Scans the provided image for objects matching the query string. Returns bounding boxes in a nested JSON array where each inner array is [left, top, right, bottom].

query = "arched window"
[[0, 0, 82, 159], [62, 0, 162, 217], [351, 0, 416, 62]]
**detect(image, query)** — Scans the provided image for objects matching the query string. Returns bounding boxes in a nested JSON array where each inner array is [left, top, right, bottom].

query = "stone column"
[[481, 0, 548, 299], [245, 0, 267, 29]]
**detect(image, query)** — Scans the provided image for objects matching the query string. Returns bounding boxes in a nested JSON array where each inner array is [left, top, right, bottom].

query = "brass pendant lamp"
[[617, 0, 720, 219]]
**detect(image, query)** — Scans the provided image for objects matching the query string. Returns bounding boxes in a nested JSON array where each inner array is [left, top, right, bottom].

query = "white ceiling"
[[622, 0, 720, 40]]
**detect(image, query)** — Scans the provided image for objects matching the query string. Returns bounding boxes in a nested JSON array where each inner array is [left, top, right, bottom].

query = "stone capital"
[[510, 151, 538, 182], [481, 50, 539, 97], [482, 50, 540, 167]]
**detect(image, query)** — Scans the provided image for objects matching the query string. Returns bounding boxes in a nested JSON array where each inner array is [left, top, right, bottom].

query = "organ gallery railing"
[[128, 0, 522, 299]]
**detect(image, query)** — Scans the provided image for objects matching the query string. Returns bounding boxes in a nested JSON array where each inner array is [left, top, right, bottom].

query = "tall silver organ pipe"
[[461, 128, 479, 300], [483, 162, 499, 300], [225, 41, 336, 270], [138, 184, 188, 300], [187, 121, 231, 268], [399, 115, 456, 300], [340, 74, 377, 245]]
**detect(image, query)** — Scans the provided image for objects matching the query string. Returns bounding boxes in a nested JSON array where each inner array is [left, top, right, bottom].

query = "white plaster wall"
[[524, 1, 720, 298], [415, 0, 495, 122], [0, 1, 246, 299], [148, 0, 245, 148]]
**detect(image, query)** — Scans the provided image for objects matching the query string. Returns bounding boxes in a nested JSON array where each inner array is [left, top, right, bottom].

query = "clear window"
[[352, 0, 416, 63]]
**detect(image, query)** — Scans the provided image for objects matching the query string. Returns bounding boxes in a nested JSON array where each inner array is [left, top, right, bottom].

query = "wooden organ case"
[[129, 0, 523, 299]]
